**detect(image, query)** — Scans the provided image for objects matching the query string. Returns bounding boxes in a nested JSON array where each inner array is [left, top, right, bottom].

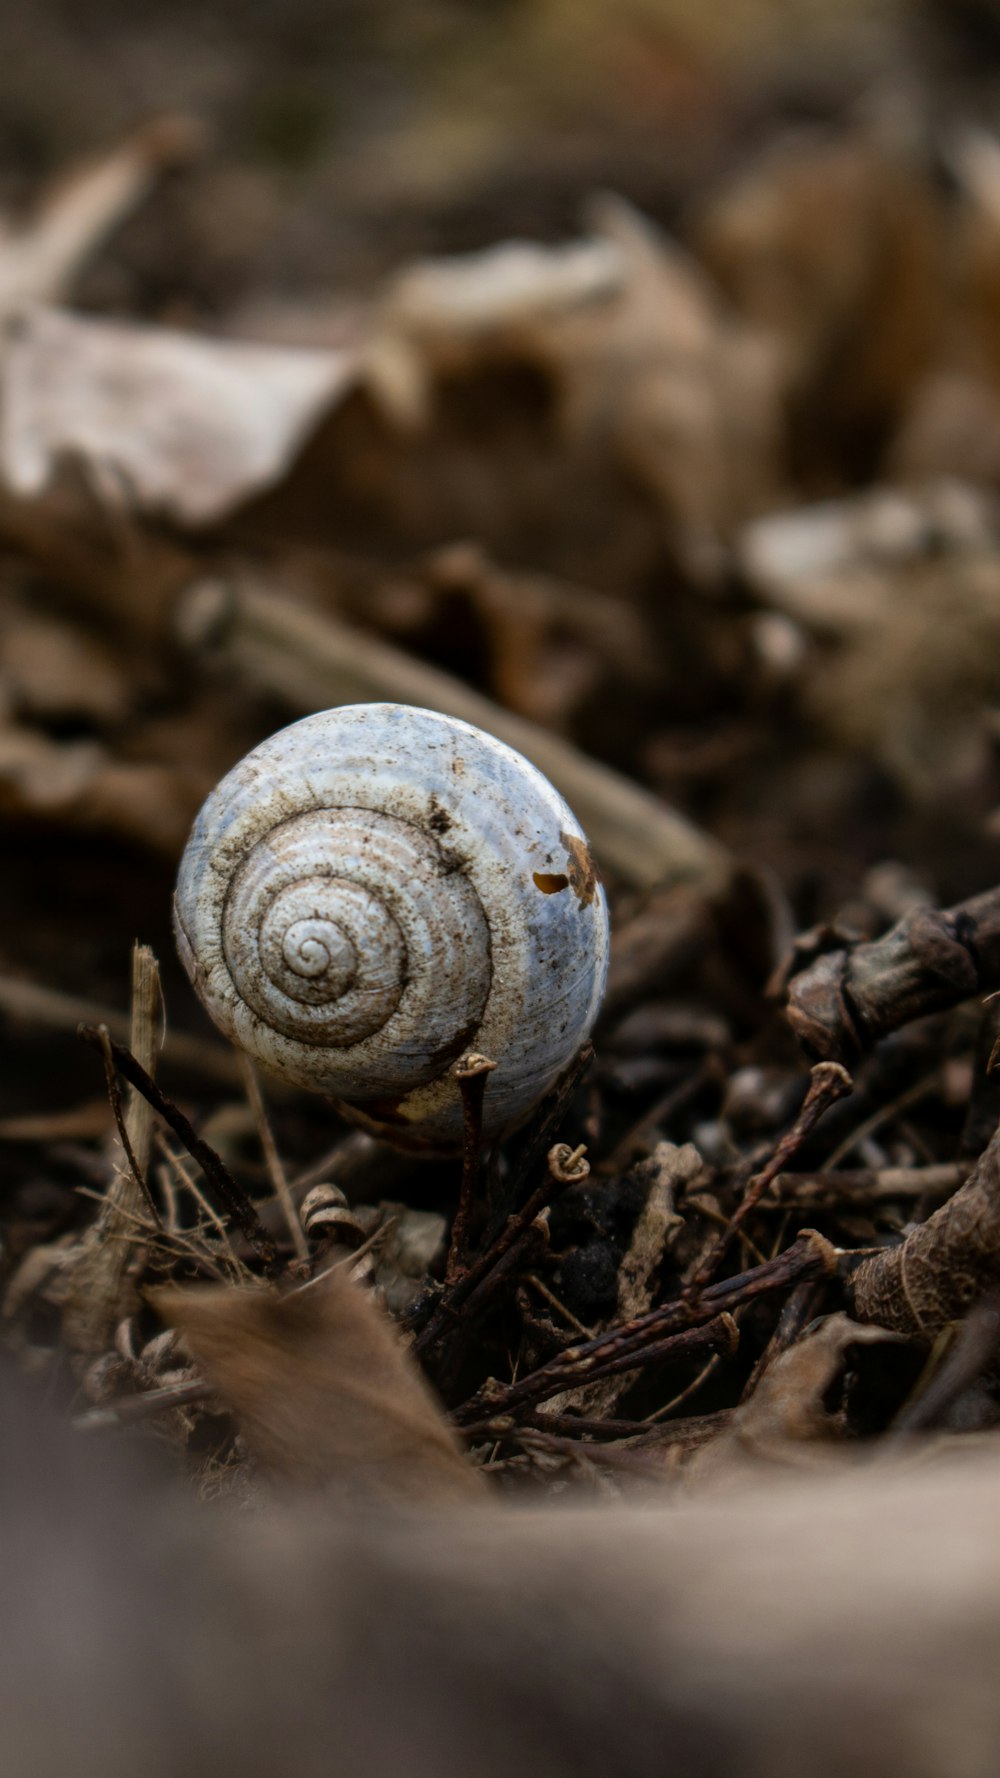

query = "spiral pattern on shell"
[[174, 703, 609, 1150]]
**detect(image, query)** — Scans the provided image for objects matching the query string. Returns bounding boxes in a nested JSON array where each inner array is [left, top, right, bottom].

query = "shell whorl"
[[174, 703, 609, 1149], [222, 807, 490, 1070]]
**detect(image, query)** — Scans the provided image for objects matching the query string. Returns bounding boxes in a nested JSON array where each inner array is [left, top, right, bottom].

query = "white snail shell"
[[174, 703, 609, 1151]]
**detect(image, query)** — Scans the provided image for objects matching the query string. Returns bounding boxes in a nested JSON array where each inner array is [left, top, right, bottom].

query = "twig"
[[454, 1230, 836, 1429], [73, 1376, 212, 1433], [456, 1313, 738, 1431], [78, 1025, 281, 1275], [445, 1052, 496, 1285], [685, 1063, 852, 1298], [414, 1139, 590, 1357], [785, 887, 1000, 1064], [62, 946, 164, 1354], [96, 1023, 159, 1226], [770, 1161, 965, 1210]]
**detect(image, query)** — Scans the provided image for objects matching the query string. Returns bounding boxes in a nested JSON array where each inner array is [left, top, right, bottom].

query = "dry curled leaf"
[[852, 1118, 1000, 1338], [152, 1267, 484, 1502], [688, 1313, 900, 1483]]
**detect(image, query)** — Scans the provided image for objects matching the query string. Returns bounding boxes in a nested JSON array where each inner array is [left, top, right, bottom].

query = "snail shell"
[[174, 703, 609, 1151]]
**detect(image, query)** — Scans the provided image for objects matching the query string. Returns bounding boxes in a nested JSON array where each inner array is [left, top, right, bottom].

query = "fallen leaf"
[[0, 306, 358, 527], [547, 196, 788, 548], [152, 1267, 484, 1501], [696, 135, 941, 464], [687, 1313, 901, 1484], [383, 233, 625, 351]]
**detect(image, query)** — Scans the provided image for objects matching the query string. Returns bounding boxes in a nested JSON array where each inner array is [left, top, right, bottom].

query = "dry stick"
[[454, 1230, 836, 1429], [458, 1314, 738, 1432], [521, 1409, 730, 1449], [78, 1026, 281, 1275], [414, 1140, 590, 1358], [445, 1053, 497, 1286], [95, 1024, 159, 1225], [686, 1062, 853, 1299], [63, 946, 164, 1354], [770, 1161, 966, 1210], [240, 1056, 309, 1261], [785, 886, 1000, 1065], [175, 574, 730, 893]]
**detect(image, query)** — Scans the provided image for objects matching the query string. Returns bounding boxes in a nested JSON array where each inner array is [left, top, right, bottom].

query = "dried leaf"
[[688, 1313, 900, 1482], [852, 1118, 1000, 1338], [152, 1268, 484, 1501], [383, 234, 625, 350], [697, 136, 940, 453], [552, 196, 786, 545], [0, 306, 358, 527]]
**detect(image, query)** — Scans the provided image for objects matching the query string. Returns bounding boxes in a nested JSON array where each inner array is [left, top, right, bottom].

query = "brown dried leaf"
[[852, 1119, 1000, 1338], [151, 1268, 484, 1502], [697, 137, 940, 451], [553, 196, 786, 546], [688, 1313, 900, 1483]]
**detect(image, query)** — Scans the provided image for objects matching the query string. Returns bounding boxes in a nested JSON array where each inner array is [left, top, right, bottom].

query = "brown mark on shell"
[[560, 831, 599, 906]]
